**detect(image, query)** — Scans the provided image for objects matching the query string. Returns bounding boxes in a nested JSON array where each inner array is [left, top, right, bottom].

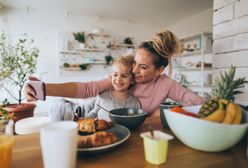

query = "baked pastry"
[[77, 118, 113, 134], [78, 131, 119, 148]]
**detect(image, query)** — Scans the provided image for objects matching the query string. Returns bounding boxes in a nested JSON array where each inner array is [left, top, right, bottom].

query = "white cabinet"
[[172, 32, 213, 97], [58, 32, 135, 76]]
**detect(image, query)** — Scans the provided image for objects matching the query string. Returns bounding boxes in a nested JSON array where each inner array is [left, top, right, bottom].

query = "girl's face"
[[111, 63, 133, 92], [133, 48, 164, 83]]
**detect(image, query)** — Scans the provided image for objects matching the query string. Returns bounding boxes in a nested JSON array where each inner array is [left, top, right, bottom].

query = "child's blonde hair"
[[113, 54, 134, 73]]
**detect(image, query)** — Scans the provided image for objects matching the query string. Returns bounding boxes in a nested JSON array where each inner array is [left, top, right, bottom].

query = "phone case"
[[28, 80, 46, 101]]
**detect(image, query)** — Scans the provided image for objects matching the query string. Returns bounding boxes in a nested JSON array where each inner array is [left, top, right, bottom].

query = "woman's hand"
[[25, 76, 45, 102]]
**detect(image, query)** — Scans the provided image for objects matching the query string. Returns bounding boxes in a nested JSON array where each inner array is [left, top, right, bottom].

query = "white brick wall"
[[213, 0, 248, 105]]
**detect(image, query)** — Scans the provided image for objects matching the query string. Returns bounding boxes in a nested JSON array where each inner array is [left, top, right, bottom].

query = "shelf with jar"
[[175, 61, 212, 71], [172, 32, 213, 97], [59, 31, 135, 53], [58, 31, 135, 75], [61, 55, 113, 71], [61, 61, 109, 71]]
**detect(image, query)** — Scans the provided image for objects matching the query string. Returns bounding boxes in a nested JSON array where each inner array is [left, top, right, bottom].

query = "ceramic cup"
[[40, 121, 78, 168], [160, 102, 181, 128], [140, 130, 173, 165], [0, 120, 14, 168]]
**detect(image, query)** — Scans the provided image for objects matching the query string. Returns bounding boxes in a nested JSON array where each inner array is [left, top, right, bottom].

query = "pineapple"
[[197, 98, 219, 118], [197, 66, 248, 118]]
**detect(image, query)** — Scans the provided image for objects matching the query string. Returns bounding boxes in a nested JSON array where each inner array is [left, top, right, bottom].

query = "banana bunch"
[[202, 99, 242, 124]]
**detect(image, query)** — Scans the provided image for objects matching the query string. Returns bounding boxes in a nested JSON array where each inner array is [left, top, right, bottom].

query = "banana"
[[219, 98, 229, 105], [203, 100, 226, 123], [231, 104, 242, 124], [222, 102, 237, 124]]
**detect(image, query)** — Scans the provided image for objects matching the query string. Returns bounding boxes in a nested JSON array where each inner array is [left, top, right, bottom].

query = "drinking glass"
[[0, 120, 14, 168], [40, 121, 78, 168]]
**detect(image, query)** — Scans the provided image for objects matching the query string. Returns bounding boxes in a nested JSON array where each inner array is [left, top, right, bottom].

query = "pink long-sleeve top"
[[75, 74, 204, 114]]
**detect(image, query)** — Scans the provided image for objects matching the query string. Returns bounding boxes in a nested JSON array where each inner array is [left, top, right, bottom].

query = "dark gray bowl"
[[108, 108, 148, 129], [160, 102, 181, 128]]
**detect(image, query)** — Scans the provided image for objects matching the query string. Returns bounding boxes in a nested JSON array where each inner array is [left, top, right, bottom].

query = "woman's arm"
[[46, 82, 78, 98], [168, 80, 204, 106], [25, 77, 112, 101]]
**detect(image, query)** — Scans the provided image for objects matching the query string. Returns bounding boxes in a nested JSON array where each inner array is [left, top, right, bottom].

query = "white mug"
[[40, 121, 78, 168]]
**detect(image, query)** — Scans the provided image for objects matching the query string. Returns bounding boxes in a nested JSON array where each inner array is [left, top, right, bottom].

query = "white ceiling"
[[0, 0, 213, 26]]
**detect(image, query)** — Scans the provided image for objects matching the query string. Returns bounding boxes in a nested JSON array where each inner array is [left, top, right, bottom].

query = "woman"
[[26, 30, 204, 117]]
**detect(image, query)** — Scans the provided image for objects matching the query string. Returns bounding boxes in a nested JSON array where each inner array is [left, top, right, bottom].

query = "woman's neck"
[[111, 90, 129, 101]]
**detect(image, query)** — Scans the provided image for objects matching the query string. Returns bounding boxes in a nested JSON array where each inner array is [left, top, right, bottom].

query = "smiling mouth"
[[114, 83, 123, 87]]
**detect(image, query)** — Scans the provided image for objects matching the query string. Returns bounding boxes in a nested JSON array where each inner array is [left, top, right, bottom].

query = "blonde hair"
[[138, 30, 182, 76], [113, 54, 134, 73]]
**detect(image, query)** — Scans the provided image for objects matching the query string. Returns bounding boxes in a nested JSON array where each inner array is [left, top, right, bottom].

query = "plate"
[[77, 124, 130, 154]]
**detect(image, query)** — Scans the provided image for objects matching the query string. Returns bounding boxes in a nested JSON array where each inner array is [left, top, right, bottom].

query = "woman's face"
[[111, 63, 133, 92], [133, 48, 163, 83]]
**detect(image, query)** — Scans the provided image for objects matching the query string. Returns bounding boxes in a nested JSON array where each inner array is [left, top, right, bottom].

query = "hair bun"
[[152, 30, 182, 58]]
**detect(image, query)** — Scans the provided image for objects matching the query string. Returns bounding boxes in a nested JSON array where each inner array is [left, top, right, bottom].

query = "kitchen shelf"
[[59, 31, 135, 76], [173, 32, 213, 97], [62, 67, 82, 71], [87, 33, 111, 38], [180, 32, 212, 42], [60, 49, 106, 55], [176, 67, 212, 71], [174, 50, 212, 58], [184, 84, 212, 88]]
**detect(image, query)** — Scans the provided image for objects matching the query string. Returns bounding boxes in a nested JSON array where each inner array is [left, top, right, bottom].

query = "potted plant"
[[0, 106, 14, 121], [123, 37, 134, 48], [105, 55, 113, 65], [0, 32, 39, 122], [73, 32, 86, 49], [79, 63, 90, 70]]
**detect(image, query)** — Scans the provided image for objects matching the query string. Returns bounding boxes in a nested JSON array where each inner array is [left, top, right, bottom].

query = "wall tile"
[[214, 0, 237, 10], [234, 32, 248, 50], [234, 50, 248, 66], [213, 20, 235, 39], [213, 4, 233, 25], [212, 53, 234, 68], [213, 36, 235, 53], [235, 0, 248, 17], [235, 15, 248, 34]]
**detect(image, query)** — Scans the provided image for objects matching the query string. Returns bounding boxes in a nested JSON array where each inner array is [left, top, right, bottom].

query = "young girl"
[[86, 54, 141, 121]]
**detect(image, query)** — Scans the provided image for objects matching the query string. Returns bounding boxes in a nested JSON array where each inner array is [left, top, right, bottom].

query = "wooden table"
[[12, 117, 248, 168]]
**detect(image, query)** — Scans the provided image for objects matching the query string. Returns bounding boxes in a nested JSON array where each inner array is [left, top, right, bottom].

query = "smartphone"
[[28, 80, 46, 101]]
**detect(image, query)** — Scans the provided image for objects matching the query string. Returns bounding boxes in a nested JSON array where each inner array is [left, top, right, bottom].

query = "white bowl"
[[164, 105, 248, 152]]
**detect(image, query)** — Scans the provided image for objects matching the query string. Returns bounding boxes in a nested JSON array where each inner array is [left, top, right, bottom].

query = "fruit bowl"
[[164, 105, 248, 152]]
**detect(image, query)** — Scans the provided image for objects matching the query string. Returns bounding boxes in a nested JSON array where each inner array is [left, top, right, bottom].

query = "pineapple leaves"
[[212, 66, 248, 101]]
